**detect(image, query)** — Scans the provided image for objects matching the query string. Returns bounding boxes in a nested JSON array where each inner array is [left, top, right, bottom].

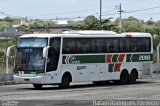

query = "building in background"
[[30, 20, 74, 33]]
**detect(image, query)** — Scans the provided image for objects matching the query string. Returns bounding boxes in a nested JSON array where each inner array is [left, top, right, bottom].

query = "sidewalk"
[[0, 73, 15, 85], [0, 81, 15, 85]]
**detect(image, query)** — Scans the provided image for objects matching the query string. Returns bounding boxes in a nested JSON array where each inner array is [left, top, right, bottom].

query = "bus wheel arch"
[[119, 69, 129, 84], [128, 68, 138, 84], [59, 72, 72, 88]]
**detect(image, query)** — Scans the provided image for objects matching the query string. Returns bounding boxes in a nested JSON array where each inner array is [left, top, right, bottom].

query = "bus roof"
[[62, 30, 116, 35], [19, 31, 152, 38], [121, 32, 152, 38]]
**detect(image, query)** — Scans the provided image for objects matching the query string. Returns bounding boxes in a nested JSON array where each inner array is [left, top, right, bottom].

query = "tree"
[[146, 18, 154, 25], [17, 25, 30, 33], [101, 18, 118, 31], [128, 16, 139, 21], [4, 17, 15, 22], [156, 20, 160, 25], [84, 16, 98, 26], [145, 25, 160, 49], [0, 36, 17, 73], [76, 15, 117, 30], [83, 15, 99, 30], [123, 19, 144, 32], [114, 17, 144, 32]]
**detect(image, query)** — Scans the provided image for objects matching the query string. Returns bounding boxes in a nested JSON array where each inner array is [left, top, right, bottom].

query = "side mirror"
[[43, 46, 50, 58], [6, 45, 16, 57], [6, 45, 16, 75]]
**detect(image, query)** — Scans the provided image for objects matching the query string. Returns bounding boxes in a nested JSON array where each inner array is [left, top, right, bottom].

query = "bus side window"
[[130, 38, 140, 52], [77, 38, 91, 54], [62, 39, 76, 54], [140, 38, 151, 52], [108, 45, 115, 53], [106, 38, 119, 53], [47, 38, 61, 72], [92, 38, 106, 53], [119, 38, 130, 53]]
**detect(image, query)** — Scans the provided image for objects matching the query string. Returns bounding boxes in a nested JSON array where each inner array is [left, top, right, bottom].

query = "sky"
[[0, 0, 160, 21]]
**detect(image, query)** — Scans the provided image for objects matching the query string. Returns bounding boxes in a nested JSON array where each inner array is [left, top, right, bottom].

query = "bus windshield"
[[15, 48, 45, 73], [18, 38, 48, 47]]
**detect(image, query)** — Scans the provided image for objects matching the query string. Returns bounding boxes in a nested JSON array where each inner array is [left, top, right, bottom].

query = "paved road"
[[1, 74, 160, 106]]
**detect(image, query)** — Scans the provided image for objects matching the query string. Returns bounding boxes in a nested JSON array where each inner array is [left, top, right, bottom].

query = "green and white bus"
[[6, 30, 153, 89]]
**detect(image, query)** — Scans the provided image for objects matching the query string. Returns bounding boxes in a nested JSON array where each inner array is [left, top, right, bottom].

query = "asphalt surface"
[[1, 74, 160, 106]]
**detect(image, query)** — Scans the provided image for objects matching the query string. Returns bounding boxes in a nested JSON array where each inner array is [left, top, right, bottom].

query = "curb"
[[0, 81, 15, 86]]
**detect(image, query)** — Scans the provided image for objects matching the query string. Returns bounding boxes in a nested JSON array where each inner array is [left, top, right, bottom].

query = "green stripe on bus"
[[126, 54, 153, 62], [112, 54, 118, 62], [62, 56, 67, 64], [126, 54, 132, 62], [76, 55, 105, 63], [63, 55, 105, 64], [108, 64, 114, 72], [63, 53, 153, 64]]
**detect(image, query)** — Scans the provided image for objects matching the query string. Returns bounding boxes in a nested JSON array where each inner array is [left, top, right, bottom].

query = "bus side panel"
[[88, 64, 100, 81], [108, 62, 142, 80], [74, 64, 89, 82], [60, 64, 77, 82], [142, 63, 152, 75], [45, 71, 62, 84]]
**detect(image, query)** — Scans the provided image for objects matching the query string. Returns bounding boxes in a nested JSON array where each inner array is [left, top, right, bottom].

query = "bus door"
[[46, 38, 61, 83]]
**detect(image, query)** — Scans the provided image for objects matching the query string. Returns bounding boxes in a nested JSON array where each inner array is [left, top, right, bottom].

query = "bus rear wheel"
[[33, 84, 43, 89], [128, 70, 137, 84], [59, 74, 71, 88]]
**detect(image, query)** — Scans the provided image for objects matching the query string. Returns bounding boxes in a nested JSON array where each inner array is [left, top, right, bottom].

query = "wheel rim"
[[121, 72, 128, 84], [62, 75, 70, 87], [130, 71, 137, 83]]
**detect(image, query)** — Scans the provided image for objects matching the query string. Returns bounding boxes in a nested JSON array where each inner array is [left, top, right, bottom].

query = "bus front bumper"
[[14, 74, 46, 84]]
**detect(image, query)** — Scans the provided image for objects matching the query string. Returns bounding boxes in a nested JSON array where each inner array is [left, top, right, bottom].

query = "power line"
[[135, 13, 160, 16], [101, 5, 160, 17], [27, 6, 110, 18], [1, 5, 160, 21], [124, 6, 160, 14], [0, 11, 22, 18], [27, 5, 116, 19], [102, 8, 116, 14]]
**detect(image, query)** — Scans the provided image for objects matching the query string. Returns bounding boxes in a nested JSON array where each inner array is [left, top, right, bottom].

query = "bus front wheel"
[[59, 74, 71, 88], [33, 84, 43, 89]]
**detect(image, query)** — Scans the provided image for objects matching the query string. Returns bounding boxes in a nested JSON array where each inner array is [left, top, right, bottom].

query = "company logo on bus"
[[65, 55, 80, 64], [139, 55, 151, 61]]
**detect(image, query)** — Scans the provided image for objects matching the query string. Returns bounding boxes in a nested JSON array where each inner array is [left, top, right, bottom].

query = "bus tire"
[[59, 73, 71, 88], [93, 81, 103, 85], [33, 84, 43, 89], [128, 70, 138, 84], [119, 70, 129, 85]]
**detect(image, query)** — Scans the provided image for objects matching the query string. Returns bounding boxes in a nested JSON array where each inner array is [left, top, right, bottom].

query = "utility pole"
[[100, 0, 102, 28], [118, 3, 123, 33]]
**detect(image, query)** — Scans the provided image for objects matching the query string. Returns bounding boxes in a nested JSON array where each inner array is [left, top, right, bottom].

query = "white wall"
[[56, 20, 68, 24]]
